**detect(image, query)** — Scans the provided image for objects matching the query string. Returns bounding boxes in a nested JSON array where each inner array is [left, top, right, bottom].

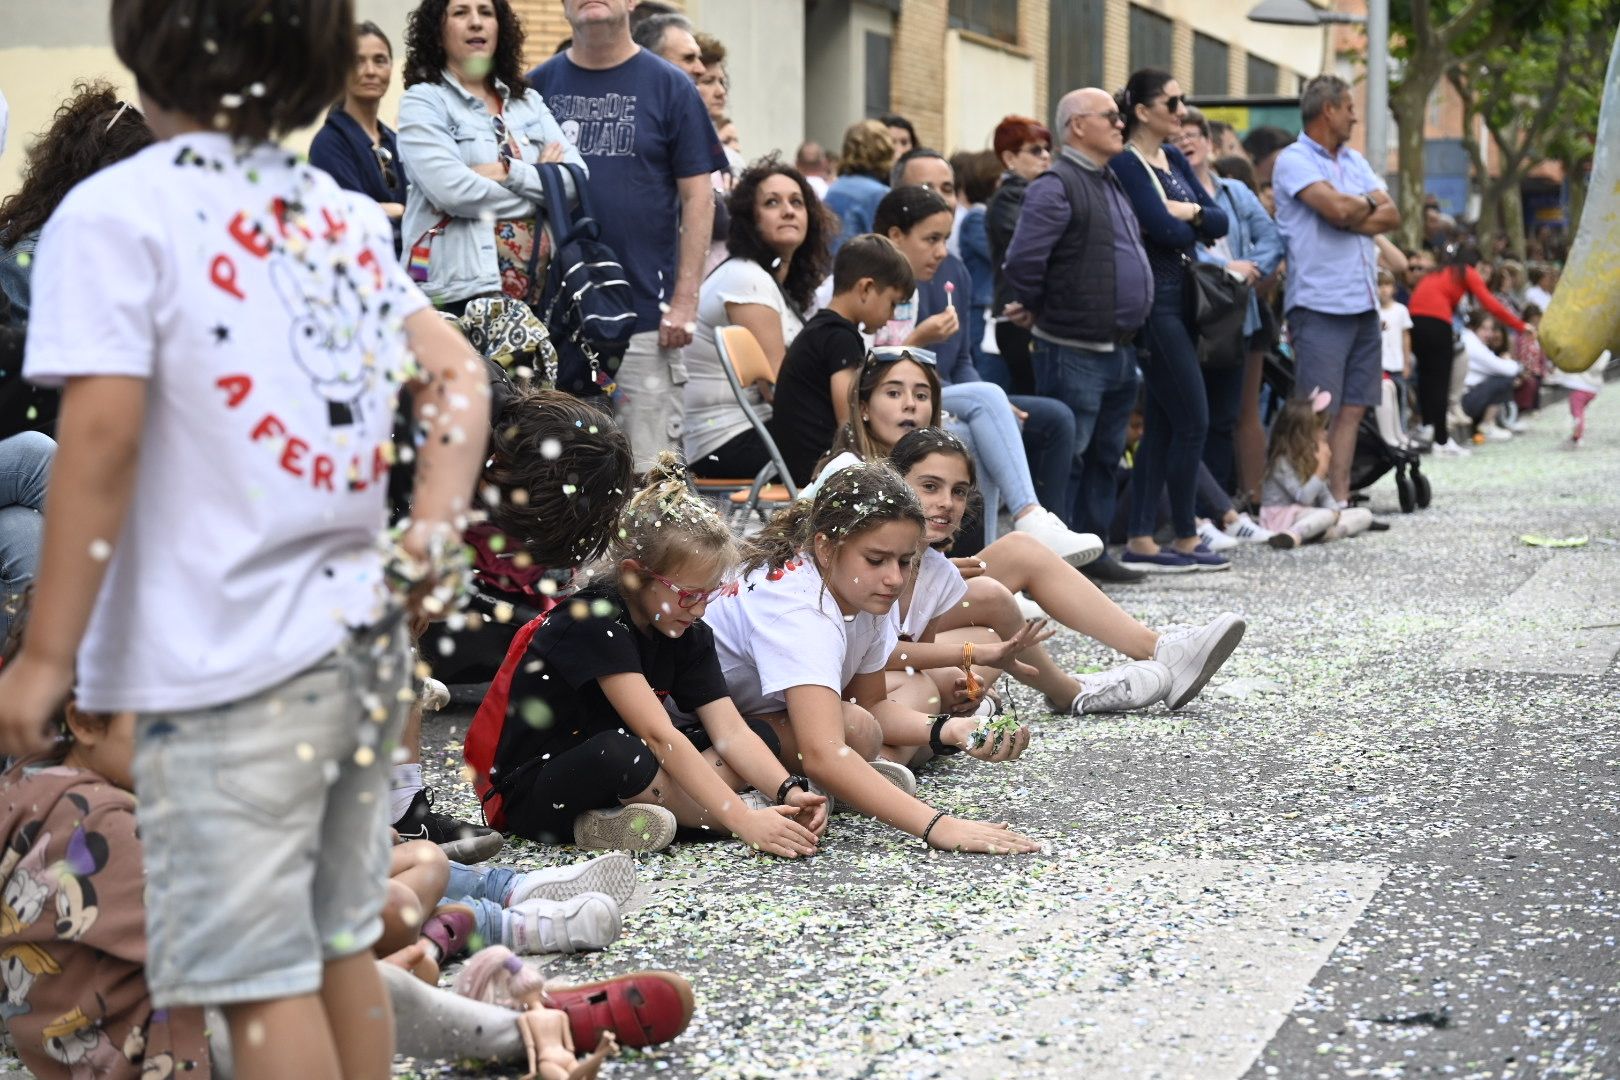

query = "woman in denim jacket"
[[399, 0, 585, 314], [1176, 107, 1284, 497]]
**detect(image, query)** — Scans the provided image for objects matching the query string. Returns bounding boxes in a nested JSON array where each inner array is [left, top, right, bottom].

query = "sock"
[[381, 962, 526, 1064], [390, 763, 424, 824]]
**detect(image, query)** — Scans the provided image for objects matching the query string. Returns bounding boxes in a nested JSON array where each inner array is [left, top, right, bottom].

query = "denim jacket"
[[398, 72, 585, 305], [0, 231, 37, 322], [1196, 176, 1284, 337]]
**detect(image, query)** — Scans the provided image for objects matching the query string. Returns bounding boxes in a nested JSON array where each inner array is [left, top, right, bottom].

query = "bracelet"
[[961, 641, 975, 669], [921, 810, 947, 846], [928, 714, 963, 756], [775, 775, 810, 805]]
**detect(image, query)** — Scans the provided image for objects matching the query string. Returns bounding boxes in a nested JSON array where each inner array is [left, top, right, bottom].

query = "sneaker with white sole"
[[1012, 508, 1104, 567], [573, 805, 678, 852], [1068, 659, 1172, 714], [1196, 519, 1238, 552], [1153, 612, 1246, 711], [738, 789, 773, 812], [1223, 513, 1275, 544], [419, 676, 450, 712], [1483, 425, 1513, 442], [1434, 440, 1471, 458], [868, 759, 918, 795], [505, 892, 621, 955], [506, 851, 637, 908]]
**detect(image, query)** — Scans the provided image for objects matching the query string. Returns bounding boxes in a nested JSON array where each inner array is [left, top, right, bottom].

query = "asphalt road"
[[396, 393, 1620, 1080]]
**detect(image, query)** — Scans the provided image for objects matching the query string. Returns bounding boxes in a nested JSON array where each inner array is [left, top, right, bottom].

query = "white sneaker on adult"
[[1413, 423, 1435, 443], [1484, 425, 1513, 442], [1153, 612, 1246, 711], [1223, 513, 1275, 544], [505, 892, 621, 955], [1012, 508, 1104, 567], [1196, 519, 1238, 552], [1434, 440, 1472, 458], [573, 805, 678, 852], [868, 759, 918, 795], [507, 851, 637, 907], [1068, 660, 1172, 714]]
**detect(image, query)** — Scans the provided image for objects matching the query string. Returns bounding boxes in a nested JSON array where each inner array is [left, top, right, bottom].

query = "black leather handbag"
[[1187, 262, 1250, 370]]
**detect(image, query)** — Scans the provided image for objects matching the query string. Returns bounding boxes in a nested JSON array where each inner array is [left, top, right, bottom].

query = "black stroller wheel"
[[1396, 470, 1416, 513], [1413, 469, 1432, 509]]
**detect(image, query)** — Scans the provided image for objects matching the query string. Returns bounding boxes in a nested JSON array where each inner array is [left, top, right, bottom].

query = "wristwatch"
[[1364, 193, 1378, 213], [775, 775, 810, 804], [1191, 206, 1205, 229]]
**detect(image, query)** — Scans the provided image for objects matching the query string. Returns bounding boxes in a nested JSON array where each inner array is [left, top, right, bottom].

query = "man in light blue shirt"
[[1273, 74, 1401, 503]]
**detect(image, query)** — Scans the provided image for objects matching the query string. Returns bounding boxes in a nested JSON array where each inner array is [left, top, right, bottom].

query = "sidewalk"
[[413, 392, 1618, 1078]]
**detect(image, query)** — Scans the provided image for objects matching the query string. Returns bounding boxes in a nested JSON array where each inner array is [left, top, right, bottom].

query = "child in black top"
[[490, 454, 827, 855]]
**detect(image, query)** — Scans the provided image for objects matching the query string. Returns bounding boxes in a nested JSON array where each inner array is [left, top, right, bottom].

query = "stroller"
[[1261, 348, 1432, 513]]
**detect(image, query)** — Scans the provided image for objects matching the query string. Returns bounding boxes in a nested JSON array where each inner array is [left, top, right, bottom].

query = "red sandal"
[[543, 970, 695, 1049]]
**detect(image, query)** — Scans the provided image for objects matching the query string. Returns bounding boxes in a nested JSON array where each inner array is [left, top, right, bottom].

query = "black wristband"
[[928, 714, 962, 756], [775, 775, 810, 805], [922, 810, 948, 846]]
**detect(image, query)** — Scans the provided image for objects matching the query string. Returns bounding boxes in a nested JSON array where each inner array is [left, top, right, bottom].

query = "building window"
[[865, 31, 892, 119], [1193, 33, 1229, 98], [949, 0, 1020, 45], [1049, 0, 1104, 127], [1128, 5, 1173, 73], [1247, 53, 1279, 96]]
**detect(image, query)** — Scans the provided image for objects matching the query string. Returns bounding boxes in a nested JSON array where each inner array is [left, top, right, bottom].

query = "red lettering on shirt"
[[357, 247, 385, 292], [279, 436, 309, 477], [311, 454, 336, 491], [321, 207, 348, 244], [216, 374, 252, 408], [210, 255, 244, 301], [250, 413, 286, 442], [227, 212, 273, 259], [271, 198, 314, 243]]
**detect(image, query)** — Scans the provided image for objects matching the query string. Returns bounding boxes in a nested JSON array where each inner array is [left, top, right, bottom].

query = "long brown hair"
[[1266, 398, 1326, 486], [741, 461, 924, 576], [0, 81, 155, 244], [823, 350, 944, 468]]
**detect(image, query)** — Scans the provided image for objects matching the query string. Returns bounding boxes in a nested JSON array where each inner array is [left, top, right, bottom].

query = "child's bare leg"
[[931, 579, 1085, 706], [321, 949, 395, 1080], [975, 534, 1159, 659], [623, 754, 742, 829], [764, 702, 882, 773], [226, 995, 341, 1080], [377, 879, 428, 956], [881, 670, 945, 764], [376, 840, 449, 955]]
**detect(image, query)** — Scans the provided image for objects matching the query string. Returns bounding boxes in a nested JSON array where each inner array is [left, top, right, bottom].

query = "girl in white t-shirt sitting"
[[684, 160, 831, 478], [831, 382, 1247, 714], [702, 460, 1041, 855]]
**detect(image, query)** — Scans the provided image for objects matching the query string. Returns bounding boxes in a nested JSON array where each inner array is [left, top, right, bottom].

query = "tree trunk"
[[1392, 80, 1432, 251], [1502, 180, 1526, 259]]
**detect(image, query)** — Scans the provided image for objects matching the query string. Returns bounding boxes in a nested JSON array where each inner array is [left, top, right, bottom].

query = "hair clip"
[[105, 101, 132, 132], [1307, 386, 1333, 413]]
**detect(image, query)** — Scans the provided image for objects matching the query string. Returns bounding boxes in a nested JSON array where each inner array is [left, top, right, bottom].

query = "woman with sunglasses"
[[1109, 69, 1230, 573], [310, 22, 411, 256], [398, 0, 582, 314], [487, 452, 828, 857]]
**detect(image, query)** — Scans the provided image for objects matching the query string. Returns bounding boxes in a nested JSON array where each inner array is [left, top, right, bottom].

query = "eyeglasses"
[[1158, 95, 1186, 112], [644, 568, 721, 610], [372, 144, 398, 189], [866, 347, 938, 368], [1019, 144, 1052, 157], [1075, 110, 1124, 126]]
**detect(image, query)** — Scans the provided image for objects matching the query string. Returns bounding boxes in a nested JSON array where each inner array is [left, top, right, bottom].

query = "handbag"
[[1188, 262, 1250, 370]]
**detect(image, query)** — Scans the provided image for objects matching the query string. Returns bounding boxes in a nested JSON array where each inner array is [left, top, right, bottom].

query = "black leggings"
[[1411, 315, 1456, 445], [500, 717, 783, 843], [687, 427, 770, 479]]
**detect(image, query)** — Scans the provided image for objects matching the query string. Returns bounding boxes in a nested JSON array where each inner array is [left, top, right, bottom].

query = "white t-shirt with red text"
[[25, 133, 428, 712]]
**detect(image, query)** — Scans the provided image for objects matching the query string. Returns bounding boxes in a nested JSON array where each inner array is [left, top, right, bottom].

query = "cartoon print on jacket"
[[2, 825, 57, 1019], [54, 798, 110, 942], [43, 1003, 128, 1080]]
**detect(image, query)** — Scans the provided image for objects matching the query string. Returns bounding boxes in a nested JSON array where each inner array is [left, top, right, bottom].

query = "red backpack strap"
[[463, 603, 554, 829]]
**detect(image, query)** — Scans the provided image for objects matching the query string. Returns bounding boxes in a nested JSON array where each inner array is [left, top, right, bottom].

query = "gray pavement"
[[406, 393, 1620, 1080]]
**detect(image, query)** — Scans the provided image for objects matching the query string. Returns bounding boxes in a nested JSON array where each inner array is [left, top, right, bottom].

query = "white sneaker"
[[1013, 508, 1104, 567], [572, 805, 678, 852], [1015, 593, 1046, 621], [507, 851, 637, 907], [1499, 418, 1528, 434], [1153, 612, 1246, 711], [738, 788, 773, 812], [1223, 513, 1275, 544], [1484, 425, 1513, 442], [1069, 660, 1172, 714], [505, 892, 621, 955], [1413, 424, 1435, 443], [1434, 440, 1471, 458], [1196, 519, 1238, 552], [419, 677, 450, 712], [868, 759, 918, 795]]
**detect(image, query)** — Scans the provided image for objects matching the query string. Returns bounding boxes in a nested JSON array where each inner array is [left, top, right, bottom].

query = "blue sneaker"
[[1186, 542, 1232, 572], [1120, 549, 1199, 574]]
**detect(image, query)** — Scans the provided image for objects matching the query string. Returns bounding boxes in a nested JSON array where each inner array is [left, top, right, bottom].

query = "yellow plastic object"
[[1543, 30, 1620, 372]]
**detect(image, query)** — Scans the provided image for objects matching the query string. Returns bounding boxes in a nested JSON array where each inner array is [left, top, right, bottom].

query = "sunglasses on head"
[[866, 346, 938, 368], [372, 144, 398, 189]]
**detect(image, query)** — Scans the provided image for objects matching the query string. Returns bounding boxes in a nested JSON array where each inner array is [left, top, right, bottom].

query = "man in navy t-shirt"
[[529, 0, 728, 472]]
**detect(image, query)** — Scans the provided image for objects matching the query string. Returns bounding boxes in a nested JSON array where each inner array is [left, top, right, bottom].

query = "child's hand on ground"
[[782, 787, 829, 837], [735, 804, 820, 858], [941, 715, 1031, 762], [925, 816, 1041, 854], [0, 651, 73, 758]]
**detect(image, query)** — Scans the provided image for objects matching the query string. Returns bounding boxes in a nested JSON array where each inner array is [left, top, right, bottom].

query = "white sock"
[[390, 762, 424, 824]]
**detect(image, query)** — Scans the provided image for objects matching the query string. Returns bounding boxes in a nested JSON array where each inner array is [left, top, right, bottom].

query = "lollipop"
[[944, 280, 955, 309]]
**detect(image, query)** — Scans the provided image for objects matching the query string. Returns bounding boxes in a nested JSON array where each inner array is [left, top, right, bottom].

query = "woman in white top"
[[1459, 311, 1523, 439], [684, 159, 832, 478]]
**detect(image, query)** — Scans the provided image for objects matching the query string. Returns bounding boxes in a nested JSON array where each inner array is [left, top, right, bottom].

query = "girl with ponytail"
[[487, 451, 827, 856], [704, 459, 1042, 855]]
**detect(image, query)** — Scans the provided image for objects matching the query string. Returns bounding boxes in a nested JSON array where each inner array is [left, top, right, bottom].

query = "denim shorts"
[[132, 618, 409, 1007], [1288, 307, 1383, 409]]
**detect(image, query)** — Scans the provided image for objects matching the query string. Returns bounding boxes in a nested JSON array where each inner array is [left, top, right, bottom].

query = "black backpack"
[[535, 162, 636, 399]]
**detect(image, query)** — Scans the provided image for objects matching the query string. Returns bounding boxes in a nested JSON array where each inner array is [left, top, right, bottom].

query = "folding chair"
[[690, 325, 799, 524]]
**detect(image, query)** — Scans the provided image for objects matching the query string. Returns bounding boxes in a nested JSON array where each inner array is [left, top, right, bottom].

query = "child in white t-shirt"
[[1378, 270, 1415, 428], [0, 5, 488, 1077], [702, 459, 1040, 855]]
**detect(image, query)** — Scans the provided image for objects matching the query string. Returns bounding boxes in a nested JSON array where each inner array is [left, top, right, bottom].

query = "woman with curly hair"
[[0, 80, 154, 324], [683, 158, 832, 479], [398, 0, 583, 314], [823, 119, 895, 254]]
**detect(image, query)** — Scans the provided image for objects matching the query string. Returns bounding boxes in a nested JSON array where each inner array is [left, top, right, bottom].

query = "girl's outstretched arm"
[[692, 697, 828, 836]]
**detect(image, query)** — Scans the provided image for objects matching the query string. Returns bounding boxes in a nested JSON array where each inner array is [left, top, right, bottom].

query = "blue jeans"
[[446, 862, 519, 948], [1201, 362, 1244, 494], [1132, 279, 1208, 539], [0, 432, 54, 642], [1032, 339, 1138, 542], [941, 382, 1041, 519], [1009, 394, 1077, 525]]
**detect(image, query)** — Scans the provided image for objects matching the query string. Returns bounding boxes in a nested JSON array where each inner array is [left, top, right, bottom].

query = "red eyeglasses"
[[643, 569, 721, 609]]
